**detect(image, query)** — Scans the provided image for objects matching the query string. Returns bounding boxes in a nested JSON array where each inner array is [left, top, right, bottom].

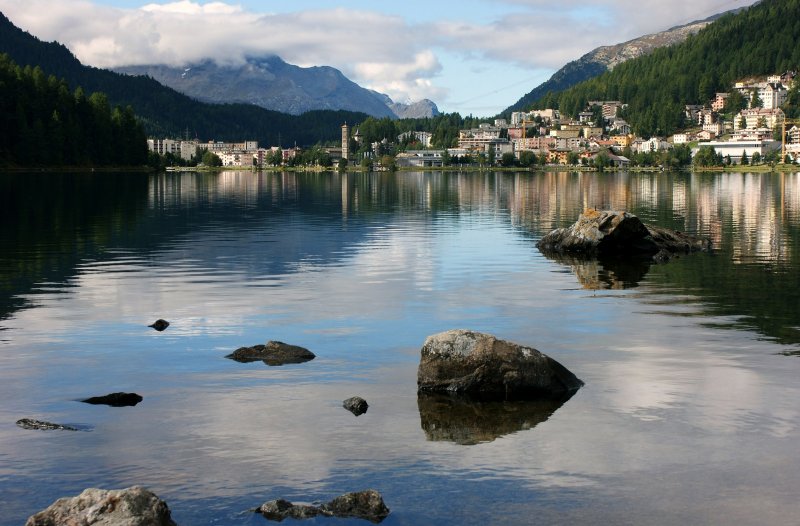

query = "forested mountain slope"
[[535, 0, 800, 136]]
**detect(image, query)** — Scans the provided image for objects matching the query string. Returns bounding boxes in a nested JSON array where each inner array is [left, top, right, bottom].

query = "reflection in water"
[[417, 392, 574, 445], [2, 170, 800, 343], [539, 252, 654, 290], [2, 170, 800, 525]]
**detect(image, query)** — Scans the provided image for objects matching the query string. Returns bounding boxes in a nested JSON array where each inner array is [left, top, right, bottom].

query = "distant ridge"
[[116, 56, 440, 119]]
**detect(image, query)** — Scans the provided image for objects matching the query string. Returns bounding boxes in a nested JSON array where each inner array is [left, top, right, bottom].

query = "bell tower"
[[341, 123, 350, 162]]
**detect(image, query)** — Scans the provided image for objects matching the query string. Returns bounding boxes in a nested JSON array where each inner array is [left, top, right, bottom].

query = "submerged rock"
[[16, 419, 78, 431], [417, 392, 574, 445], [343, 396, 369, 416], [148, 319, 170, 331], [226, 341, 315, 366], [25, 486, 177, 526], [259, 499, 321, 521], [257, 490, 389, 523], [323, 490, 390, 523], [537, 208, 710, 262], [417, 330, 582, 400], [81, 392, 143, 407]]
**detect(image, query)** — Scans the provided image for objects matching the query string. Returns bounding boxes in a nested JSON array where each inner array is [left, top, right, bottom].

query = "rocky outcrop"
[[537, 209, 710, 262], [343, 396, 369, 416], [418, 392, 573, 445], [417, 330, 582, 400], [226, 341, 315, 366], [81, 392, 143, 407], [148, 319, 170, 331], [258, 490, 389, 523], [25, 486, 177, 526], [16, 419, 78, 431]]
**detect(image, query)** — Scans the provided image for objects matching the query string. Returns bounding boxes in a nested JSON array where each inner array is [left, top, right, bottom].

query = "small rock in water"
[[16, 418, 78, 431], [81, 392, 143, 407], [343, 396, 369, 416], [148, 319, 170, 331], [226, 340, 315, 366], [257, 490, 389, 523]]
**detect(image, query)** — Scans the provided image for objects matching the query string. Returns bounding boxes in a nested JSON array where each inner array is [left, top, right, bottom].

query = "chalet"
[[696, 130, 714, 142]]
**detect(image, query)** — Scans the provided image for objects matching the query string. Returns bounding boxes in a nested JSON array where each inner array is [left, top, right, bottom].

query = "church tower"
[[341, 123, 350, 162]]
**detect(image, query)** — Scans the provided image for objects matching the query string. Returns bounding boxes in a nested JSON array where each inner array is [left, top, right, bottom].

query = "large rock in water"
[[25, 486, 177, 526], [537, 208, 710, 261], [417, 330, 582, 400]]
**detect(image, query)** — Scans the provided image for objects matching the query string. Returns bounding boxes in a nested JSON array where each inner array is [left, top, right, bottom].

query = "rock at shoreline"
[[343, 396, 369, 416], [16, 419, 78, 431], [25, 486, 177, 526], [226, 341, 315, 366], [148, 319, 170, 331], [537, 208, 710, 262], [258, 490, 389, 523], [417, 330, 583, 400], [81, 392, 143, 407]]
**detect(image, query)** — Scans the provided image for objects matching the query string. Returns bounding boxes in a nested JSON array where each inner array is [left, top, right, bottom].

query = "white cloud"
[[0, 0, 444, 102], [0, 0, 760, 111]]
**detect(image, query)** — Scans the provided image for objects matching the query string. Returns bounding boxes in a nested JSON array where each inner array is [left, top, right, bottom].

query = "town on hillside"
[[148, 72, 800, 170]]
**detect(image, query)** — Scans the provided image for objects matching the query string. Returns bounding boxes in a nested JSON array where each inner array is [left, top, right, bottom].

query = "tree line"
[[0, 53, 148, 167]]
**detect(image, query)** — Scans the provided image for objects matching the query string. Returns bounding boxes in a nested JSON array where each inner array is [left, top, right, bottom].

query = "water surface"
[[1, 170, 799, 525]]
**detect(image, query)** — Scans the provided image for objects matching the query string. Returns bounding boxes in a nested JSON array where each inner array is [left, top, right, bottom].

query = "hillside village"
[[148, 71, 800, 170]]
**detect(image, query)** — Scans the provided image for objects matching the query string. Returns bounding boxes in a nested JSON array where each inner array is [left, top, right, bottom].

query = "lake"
[[1, 170, 799, 525]]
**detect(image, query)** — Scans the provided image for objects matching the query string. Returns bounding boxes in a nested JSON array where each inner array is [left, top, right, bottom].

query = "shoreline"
[[3, 164, 799, 175]]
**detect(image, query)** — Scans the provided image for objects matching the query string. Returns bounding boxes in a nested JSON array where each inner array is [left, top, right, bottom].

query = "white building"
[[758, 83, 788, 109], [635, 137, 671, 154], [398, 131, 433, 148], [693, 139, 781, 163], [672, 133, 693, 145], [395, 150, 445, 168]]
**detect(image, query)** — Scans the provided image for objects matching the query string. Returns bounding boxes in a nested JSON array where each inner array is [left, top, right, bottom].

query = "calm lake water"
[[1, 170, 799, 525]]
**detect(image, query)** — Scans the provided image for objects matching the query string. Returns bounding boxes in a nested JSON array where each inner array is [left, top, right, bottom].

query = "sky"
[[0, 0, 759, 116]]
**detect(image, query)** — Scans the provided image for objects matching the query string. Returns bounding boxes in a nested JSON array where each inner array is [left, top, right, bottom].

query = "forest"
[[0, 54, 148, 167], [533, 0, 800, 136]]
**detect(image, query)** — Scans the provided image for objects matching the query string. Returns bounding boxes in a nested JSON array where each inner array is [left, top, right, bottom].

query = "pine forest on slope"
[[532, 0, 800, 137], [500, 11, 731, 118]]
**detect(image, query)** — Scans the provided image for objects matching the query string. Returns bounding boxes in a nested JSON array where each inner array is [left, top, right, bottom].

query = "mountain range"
[[0, 11, 368, 146], [115, 56, 439, 119], [500, 10, 738, 116]]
